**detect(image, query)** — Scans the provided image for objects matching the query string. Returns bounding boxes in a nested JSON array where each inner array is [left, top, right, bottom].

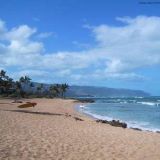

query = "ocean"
[[77, 97, 160, 132]]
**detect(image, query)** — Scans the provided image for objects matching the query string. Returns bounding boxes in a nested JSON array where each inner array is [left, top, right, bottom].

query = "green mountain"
[[66, 85, 150, 97]]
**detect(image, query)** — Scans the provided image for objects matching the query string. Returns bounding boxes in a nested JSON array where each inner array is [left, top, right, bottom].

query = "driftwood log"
[[17, 102, 37, 108]]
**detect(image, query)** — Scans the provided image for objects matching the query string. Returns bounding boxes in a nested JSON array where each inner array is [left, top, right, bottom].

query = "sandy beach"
[[0, 98, 160, 160]]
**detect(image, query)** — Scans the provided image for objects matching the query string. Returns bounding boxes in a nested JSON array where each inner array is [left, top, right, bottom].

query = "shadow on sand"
[[1, 109, 63, 116], [1, 109, 84, 121]]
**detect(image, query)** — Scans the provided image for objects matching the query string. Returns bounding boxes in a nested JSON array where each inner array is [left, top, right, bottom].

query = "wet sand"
[[0, 98, 160, 160]]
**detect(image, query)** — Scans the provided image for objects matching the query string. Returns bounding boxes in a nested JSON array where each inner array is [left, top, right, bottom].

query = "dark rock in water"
[[131, 128, 142, 131], [75, 98, 95, 103], [110, 120, 127, 128], [96, 119, 110, 124], [96, 119, 127, 128], [156, 131, 160, 133]]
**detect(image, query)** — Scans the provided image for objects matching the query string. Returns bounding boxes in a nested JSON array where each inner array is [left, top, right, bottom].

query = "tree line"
[[0, 70, 69, 99]]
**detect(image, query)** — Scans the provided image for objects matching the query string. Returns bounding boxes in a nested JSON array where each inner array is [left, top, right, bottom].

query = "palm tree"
[[49, 84, 60, 98], [60, 83, 69, 98], [0, 70, 6, 79], [30, 82, 34, 88], [5, 77, 13, 96], [36, 83, 44, 96], [14, 81, 22, 102], [19, 75, 31, 96], [55, 84, 61, 95], [19, 75, 31, 84], [0, 70, 14, 95], [0, 70, 6, 93], [36, 86, 41, 95], [24, 76, 31, 83], [40, 83, 43, 89], [19, 76, 25, 83]]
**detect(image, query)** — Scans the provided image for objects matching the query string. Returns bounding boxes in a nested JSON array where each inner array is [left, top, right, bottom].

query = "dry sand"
[[0, 98, 160, 160]]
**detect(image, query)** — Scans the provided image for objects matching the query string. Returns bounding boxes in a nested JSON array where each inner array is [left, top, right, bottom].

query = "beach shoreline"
[[1, 98, 160, 160], [76, 101, 160, 133]]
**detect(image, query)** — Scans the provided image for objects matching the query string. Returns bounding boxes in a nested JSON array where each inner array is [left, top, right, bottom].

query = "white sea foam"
[[119, 101, 128, 104], [83, 111, 114, 121], [79, 105, 85, 108], [127, 121, 160, 132], [137, 101, 160, 106], [135, 96, 143, 98], [77, 99, 160, 132], [81, 109, 160, 132]]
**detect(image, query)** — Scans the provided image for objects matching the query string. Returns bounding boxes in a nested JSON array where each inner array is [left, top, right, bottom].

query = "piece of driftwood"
[[17, 102, 37, 108], [74, 117, 84, 121]]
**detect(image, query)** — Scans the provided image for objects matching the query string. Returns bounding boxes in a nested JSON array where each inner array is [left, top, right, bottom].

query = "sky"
[[0, 0, 160, 95]]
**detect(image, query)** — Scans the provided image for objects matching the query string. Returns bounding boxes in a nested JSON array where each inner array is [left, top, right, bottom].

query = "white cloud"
[[91, 16, 160, 73], [1, 16, 160, 83], [12, 69, 49, 79], [36, 32, 54, 39], [72, 41, 91, 49], [0, 20, 7, 40], [6, 25, 36, 41]]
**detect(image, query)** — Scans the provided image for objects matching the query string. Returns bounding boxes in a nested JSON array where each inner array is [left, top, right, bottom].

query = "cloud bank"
[[0, 16, 160, 83]]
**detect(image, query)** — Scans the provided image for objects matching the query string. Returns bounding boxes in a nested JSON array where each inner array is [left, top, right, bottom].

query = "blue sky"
[[0, 0, 160, 95]]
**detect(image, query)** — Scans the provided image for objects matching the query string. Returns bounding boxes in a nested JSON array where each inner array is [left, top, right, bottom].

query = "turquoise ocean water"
[[78, 97, 160, 132]]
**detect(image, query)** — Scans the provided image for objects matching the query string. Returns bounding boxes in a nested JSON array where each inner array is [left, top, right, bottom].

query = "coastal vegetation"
[[0, 70, 69, 99]]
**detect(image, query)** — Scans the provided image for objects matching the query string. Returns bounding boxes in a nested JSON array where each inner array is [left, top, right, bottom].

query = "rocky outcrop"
[[96, 119, 127, 128]]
